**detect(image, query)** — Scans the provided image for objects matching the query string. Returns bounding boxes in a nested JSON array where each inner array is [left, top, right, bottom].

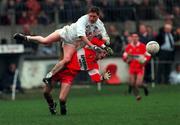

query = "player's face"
[[96, 51, 107, 60], [127, 36, 132, 43], [131, 34, 139, 44], [88, 12, 99, 24]]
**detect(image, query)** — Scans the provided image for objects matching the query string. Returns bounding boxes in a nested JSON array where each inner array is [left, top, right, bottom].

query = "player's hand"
[[138, 55, 146, 64], [91, 45, 103, 53], [126, 54, 133, 63], [104, 47, 114, 56], [95, 34, 102, 39], [103, 71, 111, 80]]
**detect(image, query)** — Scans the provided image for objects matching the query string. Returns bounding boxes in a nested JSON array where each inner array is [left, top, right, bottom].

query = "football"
[[146, 41, 160, 54]]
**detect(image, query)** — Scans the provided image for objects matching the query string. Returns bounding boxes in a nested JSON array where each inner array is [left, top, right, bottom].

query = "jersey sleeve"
[[144, 52, 151, 62], [76, 15, 87, 37], [122, 45, 130, 61], [100, 22, 110, 44], [91, 37, 105, 48], [88, 69, 102, 83], [142, 44, 151, 62]]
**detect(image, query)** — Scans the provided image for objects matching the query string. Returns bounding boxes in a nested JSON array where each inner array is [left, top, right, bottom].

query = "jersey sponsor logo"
[[80, 55, 87, 70], [85, 24, 100, 38], [77, 49, 88, 70]]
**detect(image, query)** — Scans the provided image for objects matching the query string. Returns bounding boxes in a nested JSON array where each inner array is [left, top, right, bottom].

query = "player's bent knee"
[[63, 57, 71, 63], [59, 96, 66, 102]]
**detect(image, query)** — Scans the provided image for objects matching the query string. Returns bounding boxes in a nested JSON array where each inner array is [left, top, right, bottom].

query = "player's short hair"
[[130, 32, 138, 36], [88, 6, 100, 15]]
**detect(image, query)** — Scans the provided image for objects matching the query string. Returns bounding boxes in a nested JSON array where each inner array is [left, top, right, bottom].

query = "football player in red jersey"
[[43, 37, 112, 115], [123, 33, 151, 101]]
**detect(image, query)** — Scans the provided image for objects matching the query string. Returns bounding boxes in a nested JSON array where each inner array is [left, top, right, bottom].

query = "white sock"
[[46, 72, 53, 78], [26, 36, 31, 41]]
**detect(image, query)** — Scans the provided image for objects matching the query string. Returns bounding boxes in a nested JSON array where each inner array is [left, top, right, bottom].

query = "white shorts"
[[56, 25, 86, 49], [56, 26, 77, 44]]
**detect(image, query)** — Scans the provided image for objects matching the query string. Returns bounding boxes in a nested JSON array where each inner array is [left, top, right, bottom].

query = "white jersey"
[[57, 14, 109, 45]]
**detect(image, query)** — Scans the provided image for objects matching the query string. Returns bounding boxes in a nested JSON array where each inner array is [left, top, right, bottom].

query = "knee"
[[43, 92, 50, 98], [62, 57, 71, 63], [59, 95, 66, 102], [41, 37, 50, 44]]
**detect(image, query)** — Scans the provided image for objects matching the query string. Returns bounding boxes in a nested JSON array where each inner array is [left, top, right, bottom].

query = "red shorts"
[[129, 67, 144, 76], [52, 68, 79, 85]]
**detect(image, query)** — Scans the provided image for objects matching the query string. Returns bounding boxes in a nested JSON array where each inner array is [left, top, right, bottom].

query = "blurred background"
[[0, 0, 180, 92]]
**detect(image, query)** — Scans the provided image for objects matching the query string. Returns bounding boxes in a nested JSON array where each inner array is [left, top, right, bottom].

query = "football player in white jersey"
[[13, 6, 110, 82]]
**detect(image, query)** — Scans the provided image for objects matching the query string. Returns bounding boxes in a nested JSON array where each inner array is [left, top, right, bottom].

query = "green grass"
[[0, 84, 180, 125]]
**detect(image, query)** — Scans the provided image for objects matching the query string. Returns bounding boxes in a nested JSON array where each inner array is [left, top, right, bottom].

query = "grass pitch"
[[0, 84, 180, 125]]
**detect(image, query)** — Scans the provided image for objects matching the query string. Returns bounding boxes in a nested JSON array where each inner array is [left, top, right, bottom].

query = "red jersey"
[[123, 42, 151, 70], [91, 37, 106, 48], [53, 45, 103, 84], [67, 47, 99, 70], [67, 37, 105, 71], [52, 37, 106, 84]]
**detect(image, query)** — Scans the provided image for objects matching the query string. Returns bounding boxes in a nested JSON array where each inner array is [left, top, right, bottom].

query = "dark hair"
[[88, 6, 100, 15], [175, 63, 180, 69]]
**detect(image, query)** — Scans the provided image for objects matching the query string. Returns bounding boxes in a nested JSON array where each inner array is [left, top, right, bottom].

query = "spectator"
[[156, 23, 175, 84], [42, 0, 56, 24], [113, 0, 135, 22], [38, 11, 49, 25], [136, 0, 155, 20], [172, 6, 180, 27], [85, 0, 94, 9], [28, 12, 38, 25], [169, 63, 180, 85], [57, 0, 68, 23], [174, 27, 180, 42], [69, 0, 84, 21], [6, 0, 16, 11], [146, 25, 157, 40], [26, 0, 41, 17], [163, 0, 174, 13], [17, 11, 29, 25], [108, 24, 122, 56], [138, 24, 149, 44], [121, 30, 130, 44], [154, 2, 168, 19], [0, 14, 11, 25], [121, 30, 130, 51], [0, 63, 24, 93], [96, 0, 111, 21], [1, 38, 8, 44], [15, 0, 26, 12], [15, 0, 27, 24]]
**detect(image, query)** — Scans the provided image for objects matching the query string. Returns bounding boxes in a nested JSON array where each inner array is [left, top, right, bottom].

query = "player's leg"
[[137, 72, 149, 96], [129, 74, 139, 98], [44, 44, 76, 85], [13, 30, 61, 44], [59, 83, 72, 115], [135, 73, 145, 100], [129, 70, 135, 95], [127, 69, 134, 94], [128, 84, 132, 94], [43, 81, 57, 115]]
